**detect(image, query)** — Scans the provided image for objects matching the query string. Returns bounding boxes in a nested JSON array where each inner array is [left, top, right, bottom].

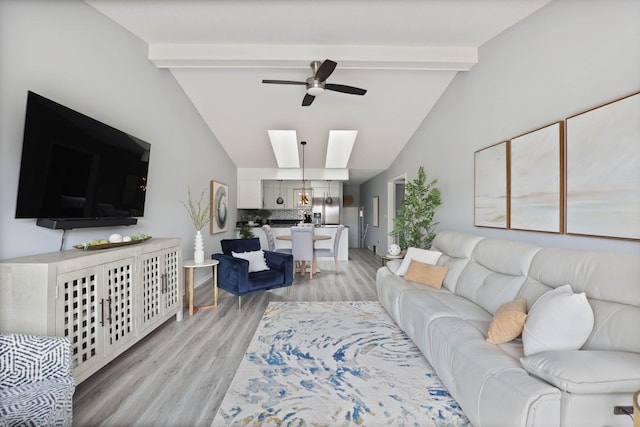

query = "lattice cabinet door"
[[103, 258, 137, 354], [139, 252, 163, 331], [56, 265, 105, 380], [138, 248, 182, 332], [162, 248, 181, 313]]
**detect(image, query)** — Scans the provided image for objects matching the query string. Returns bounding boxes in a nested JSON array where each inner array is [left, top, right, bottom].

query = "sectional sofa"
[[376, 230, 640, 427]]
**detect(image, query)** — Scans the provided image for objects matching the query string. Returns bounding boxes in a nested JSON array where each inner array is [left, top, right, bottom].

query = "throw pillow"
[[231, 250, 270, 273], [403, 260, 448, 289], [395, 247, 443, 276], [486, 298, 527, 344], [522, 284, 594, 357]]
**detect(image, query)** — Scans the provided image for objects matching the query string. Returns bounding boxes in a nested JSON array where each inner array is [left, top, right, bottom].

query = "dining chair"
[[313, 225, 345, 274], [262, 224, 291, 254], [290, 226, 315, 279]]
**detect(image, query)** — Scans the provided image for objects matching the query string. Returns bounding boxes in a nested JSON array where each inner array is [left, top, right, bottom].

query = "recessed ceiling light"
[[326, 130, 357, 169], [268, 130, 299, 168]]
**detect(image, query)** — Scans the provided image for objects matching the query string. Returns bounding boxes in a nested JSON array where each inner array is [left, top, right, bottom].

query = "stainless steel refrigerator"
[[312, 197, 340, 225]]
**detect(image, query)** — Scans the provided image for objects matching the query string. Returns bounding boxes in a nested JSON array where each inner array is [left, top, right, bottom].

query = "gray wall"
[[361, 0, 640, 255], [0, 1, 237, 271]]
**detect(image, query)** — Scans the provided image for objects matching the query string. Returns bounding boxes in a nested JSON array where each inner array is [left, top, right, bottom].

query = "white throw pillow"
[[232, 250, 270, 273], [395, 247, 442, 276], [522, 284, 594, 357]]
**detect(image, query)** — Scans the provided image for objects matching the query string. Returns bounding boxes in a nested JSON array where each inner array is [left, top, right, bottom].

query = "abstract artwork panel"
[[510, 122, 563, 233], [210, 180, 228, 234], [372, 196, 379, 227], [566, 92, 640, 240], [475, 142, 508, 228]]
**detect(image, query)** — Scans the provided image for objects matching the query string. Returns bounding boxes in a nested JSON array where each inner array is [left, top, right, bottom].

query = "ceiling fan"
[[262, 59, 367, 106]]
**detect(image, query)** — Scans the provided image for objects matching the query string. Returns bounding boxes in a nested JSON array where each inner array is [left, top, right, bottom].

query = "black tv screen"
[[15, 91, 150, 229]]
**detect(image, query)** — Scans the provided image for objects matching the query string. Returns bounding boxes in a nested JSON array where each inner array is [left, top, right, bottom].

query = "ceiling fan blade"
[[262, 79, 306, 85], [314, 59, 337, 82], [302, 94, 315, 106], [325, 83, 367, 96]]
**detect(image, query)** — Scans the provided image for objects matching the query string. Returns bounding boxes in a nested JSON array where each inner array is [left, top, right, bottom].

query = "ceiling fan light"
[[307, 86, 325, 96]]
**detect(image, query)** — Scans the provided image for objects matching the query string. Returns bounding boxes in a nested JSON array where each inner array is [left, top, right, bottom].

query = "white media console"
[[0, 238, 182, 383]]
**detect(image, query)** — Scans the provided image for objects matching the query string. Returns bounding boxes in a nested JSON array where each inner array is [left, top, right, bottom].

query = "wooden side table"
[[183, 259, 219, 316], [381, 253, 404, 266]]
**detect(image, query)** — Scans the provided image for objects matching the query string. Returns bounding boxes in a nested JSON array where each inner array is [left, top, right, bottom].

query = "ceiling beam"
[[149, 43, 478, 71], [238, 168, 349, 181]]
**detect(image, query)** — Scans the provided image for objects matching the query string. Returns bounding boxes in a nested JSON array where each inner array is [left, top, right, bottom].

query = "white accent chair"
[[290, 226, 315, 279], [314, 225, 345, 274], [262, 224, 292, 254]]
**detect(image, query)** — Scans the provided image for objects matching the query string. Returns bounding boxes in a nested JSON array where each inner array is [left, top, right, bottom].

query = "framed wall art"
[[510, 122, 564, 233], [372, 196, 379, 227], [210, 180, 228, 234], [565, 92, 640, 240], [474, 141, 509, 229]]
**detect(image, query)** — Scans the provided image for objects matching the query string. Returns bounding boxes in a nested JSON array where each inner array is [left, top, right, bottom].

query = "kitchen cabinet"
[[262, 180, 343, 209], [238, 179, 262, 208], [0, 238, 182, 383]]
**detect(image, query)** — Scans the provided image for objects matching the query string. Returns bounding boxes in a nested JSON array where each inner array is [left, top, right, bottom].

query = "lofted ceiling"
[[85, 0, 550, 184]]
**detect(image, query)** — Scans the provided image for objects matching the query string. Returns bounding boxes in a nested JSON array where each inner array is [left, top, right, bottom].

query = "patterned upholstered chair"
[[291, 226, 316, 279], [314, 225, 345, 274], [261, 224, 292, 254], [0, 334, 75, 427]]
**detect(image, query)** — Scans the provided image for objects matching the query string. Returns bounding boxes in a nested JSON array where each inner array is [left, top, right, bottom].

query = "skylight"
[[325, 130, 357, 169], [268, 130, 299, 168]]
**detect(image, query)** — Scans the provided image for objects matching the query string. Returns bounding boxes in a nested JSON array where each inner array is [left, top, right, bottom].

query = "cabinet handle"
[[106, 297, 112, 325], [161, 273, 166, 294], [100, 298, 113, 326]]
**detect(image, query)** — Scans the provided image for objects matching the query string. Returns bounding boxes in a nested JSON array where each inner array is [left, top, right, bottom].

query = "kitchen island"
[[245, 225, 348, 261]]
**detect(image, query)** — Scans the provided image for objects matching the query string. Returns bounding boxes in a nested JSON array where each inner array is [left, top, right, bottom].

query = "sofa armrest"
[[521, 350, 640, 394], [0, 334, 73, 388], [212, 253, 251, 294], [264, 251, 294, 285]]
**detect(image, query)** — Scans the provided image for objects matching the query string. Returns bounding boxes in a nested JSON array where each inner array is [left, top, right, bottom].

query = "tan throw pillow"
[[486, 298, 527, 344], [403, 259, 448, 289]]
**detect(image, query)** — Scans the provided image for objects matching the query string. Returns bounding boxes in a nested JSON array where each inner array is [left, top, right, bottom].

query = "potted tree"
[[390, 166, 442, 250]]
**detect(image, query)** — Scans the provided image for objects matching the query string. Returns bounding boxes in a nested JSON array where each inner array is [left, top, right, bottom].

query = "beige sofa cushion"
[[403, 260, 448, 289], [486, 298, 527, 344], [395, 247, 442, 276]]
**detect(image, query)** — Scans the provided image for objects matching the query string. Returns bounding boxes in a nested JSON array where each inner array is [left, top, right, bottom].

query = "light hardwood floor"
[[73, 248, 382, 426]]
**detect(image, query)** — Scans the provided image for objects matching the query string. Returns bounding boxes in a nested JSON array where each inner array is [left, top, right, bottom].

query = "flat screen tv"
[[15, 91, 151, 230]]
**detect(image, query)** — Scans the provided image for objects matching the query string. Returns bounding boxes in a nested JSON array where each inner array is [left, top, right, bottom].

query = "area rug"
[[213, 301, 470, 427]]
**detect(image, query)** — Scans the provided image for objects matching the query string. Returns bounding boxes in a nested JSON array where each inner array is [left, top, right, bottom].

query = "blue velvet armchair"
[[212, 238, 293, 308]]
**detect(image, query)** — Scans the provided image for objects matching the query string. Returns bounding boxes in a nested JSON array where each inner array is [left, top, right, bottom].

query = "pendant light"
[[325, 180, 333, 204], [299, 141, 309, 205], [276, 180, 284, 205]]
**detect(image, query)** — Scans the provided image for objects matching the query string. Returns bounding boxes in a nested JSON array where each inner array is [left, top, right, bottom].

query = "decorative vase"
[[388, 244, 401, 256], [194, 230, 204, 263]]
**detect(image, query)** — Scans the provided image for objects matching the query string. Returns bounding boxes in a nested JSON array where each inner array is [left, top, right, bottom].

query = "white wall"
[[361, 0, 640, 255], [0, 1, 237, 272]]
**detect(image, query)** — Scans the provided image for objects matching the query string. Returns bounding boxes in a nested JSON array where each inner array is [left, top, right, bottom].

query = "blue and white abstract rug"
[[213, 301, 470, 427]]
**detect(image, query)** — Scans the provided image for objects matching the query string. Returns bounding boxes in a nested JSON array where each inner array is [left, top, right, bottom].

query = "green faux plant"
[[181, 186, 211, 231], [238, 222, 254, 239], [390, 166, 442, 250], [256, 209, 272, 219]]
